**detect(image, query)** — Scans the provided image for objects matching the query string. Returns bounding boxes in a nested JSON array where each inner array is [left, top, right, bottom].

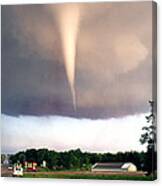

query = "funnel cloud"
[[1, 2, 153, 119], [53, 4, 80, 111]]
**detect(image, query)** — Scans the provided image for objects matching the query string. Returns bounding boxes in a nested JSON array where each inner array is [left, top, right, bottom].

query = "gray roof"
[[92, 162, 125, 169]]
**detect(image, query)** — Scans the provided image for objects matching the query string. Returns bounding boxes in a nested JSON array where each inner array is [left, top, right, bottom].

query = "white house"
[[121, 162, 137, 172], [91, 162, 137, 172]]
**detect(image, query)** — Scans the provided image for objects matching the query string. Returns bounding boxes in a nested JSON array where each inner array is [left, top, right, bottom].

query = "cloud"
[[1, 2, 153, 118], [1, 113, 147, 153], [114, 34, 148, 72]]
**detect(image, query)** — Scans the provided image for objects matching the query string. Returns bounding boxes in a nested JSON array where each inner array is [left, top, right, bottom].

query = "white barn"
[[91, 162, 137, 172]]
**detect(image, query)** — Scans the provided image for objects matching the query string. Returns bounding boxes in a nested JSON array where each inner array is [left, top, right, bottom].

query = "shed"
[[91, 162, 137, 172]]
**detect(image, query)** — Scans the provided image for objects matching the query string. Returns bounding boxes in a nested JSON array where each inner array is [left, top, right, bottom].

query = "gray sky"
[[2, 2, 153, 119]]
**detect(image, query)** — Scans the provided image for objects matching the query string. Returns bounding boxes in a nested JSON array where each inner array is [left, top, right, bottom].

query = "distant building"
[[24, 161, 37, 171], [3, 158, 9, 165], [2, 154, 10, 165], [91, 162, 137, 172], [41, 160, 47, 168]]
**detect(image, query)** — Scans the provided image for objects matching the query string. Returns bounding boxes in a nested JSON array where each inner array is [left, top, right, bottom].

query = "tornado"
[[56, 4, 80, 111]]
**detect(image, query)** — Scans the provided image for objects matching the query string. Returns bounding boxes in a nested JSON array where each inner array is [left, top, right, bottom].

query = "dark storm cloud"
[[1, 2, 153, 118], [1, 5, 75, 116]]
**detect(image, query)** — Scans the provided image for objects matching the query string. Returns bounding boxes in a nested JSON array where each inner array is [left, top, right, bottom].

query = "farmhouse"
[[91, 162, 137, 172], [24, 161, 37, 171]]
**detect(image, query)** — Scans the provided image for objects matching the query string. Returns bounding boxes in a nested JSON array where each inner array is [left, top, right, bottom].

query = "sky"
[[1, 1, 153, 153], [2, 113, 147, 154]]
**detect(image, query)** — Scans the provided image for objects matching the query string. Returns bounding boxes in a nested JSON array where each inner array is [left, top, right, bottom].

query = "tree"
[[18, 152, 26, 164], [37, 149, 48, 165], [26, 149, 37, 162], [1, 154, 6, 164], [140, 101, 157, 177]]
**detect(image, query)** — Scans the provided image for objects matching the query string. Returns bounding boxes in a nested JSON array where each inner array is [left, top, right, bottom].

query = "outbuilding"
[[91, 162, 137, 172]]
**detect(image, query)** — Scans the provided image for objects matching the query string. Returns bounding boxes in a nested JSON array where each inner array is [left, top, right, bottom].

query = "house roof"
[[121, 162, 135, 169], [92, 162, 133, 169]]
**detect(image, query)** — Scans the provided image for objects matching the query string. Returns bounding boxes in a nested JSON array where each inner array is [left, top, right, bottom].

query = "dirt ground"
[[24, 170, 145, 176], [1, 165, 13, 177]]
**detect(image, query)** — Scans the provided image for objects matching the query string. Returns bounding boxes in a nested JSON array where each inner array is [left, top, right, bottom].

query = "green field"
[[23, 172, 155, 181]]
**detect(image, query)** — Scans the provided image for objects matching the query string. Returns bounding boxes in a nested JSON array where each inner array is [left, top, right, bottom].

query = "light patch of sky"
[[1, 113, 147, 154]]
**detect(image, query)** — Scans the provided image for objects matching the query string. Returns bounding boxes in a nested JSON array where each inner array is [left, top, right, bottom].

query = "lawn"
[[23, 171, 155, 181]]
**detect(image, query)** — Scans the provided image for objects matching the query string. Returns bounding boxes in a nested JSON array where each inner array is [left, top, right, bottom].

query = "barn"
[[91, 162, 137, 172]]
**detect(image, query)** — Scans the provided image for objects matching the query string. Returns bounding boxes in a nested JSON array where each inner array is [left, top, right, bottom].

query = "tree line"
[[9, 148, 146, 171]]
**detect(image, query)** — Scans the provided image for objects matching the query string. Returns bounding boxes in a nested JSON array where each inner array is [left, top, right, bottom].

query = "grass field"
[[23, 171, 155, 181]]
